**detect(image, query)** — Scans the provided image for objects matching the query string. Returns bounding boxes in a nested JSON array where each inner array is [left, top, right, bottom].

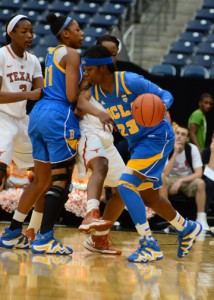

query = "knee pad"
[[51, 160, 75, 192], [45, 185, 68, 204]]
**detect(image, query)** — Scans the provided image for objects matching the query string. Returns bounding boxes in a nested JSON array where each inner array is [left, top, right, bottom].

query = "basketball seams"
[[150, 94, 155, 127], [132, 93, 165, 127], [140, 94, 145, 126]]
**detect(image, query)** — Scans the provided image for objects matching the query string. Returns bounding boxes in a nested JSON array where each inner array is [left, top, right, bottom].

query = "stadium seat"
[[149, 64, 176, 76], [186, 19, 211, 33], [83, 27, 108, 37], [40, 35, 58, 47], [31, 45, 48, 64], [181, 65, 209, 78], [73, 2, 99, 15], [82, 35, 96, 49], [100, 3, 126, 16], [196, 41, 214, 55], [190, 54, 214, 68], [195, 8, 214, 21], [48, 1, 75, 13], [90, 13, 118, 29], [169, 40, 195, 55], [34, 23, 51, 36], [178, 31, 203, 44], [203, 0, 214, 9], [163, 53, 189, 75], [0, 0, 23, 10], [110, 0, 133, 4], [23, 0, 48, 12], [206, 33, 214, 42], [72, 13, 91, 27], [0, 9, 16, 22]]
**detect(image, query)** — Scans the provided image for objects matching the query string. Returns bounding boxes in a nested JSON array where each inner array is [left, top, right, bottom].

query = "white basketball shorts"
[[77, 131, 125, 187]]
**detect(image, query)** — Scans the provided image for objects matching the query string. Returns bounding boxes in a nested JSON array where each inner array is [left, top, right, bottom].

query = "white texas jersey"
[[0, 44, 42, 118], [79, 96, 112, 134]]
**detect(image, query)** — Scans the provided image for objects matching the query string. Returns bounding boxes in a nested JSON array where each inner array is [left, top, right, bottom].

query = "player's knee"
[[91, 157, 108, 177]]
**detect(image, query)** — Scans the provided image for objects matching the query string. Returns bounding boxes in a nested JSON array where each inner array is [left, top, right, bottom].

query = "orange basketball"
[[131, 93, 166, 127]]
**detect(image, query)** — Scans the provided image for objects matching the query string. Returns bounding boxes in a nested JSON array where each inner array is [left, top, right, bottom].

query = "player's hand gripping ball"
[[131, 93, 166, 127]]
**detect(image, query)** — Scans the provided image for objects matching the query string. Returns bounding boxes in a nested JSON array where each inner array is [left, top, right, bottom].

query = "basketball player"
[[78, 45, 202, 263], [77, 35, 126, 255], [0, 14, 43, 246], [0, 13, 84, 255]]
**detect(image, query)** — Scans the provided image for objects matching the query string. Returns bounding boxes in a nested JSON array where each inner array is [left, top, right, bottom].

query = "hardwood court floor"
[[0, 224, 213, 300]]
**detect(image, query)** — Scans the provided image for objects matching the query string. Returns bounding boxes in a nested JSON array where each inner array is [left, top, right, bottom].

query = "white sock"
[[13, 210, 27, 223], [87, 199, 100, 213], [27, 210, 43, 233], [136, 222, 154, 240], [197, 212, 207, 219], [169, 211, 187, 231]]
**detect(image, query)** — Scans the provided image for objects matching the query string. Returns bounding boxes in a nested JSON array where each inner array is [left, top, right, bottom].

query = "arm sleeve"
[[125, 72, 174, 109], [32, 55, 43, 79]]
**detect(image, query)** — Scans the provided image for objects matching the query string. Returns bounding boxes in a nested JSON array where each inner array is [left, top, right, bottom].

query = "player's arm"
[[77, 89, 114, 130], [0, 76, 42, 103], [65, 48, 80, 103]]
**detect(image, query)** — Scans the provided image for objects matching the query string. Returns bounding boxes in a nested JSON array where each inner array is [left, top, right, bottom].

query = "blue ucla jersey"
[[42, 45, 83, 110], [29, 45, 82, 163], [91, 71, 174, 150]]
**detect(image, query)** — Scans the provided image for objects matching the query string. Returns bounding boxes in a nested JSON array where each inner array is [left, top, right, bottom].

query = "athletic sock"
[[86, 199, 100, 213], [9, 210, 27, 230], [27, 210, 43, 233], [136, 222, 154, 240], [169, 211, 187, 231]]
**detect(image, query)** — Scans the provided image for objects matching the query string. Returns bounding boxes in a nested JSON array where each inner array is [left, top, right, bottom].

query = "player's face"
[[65, 20, 84, 49], [10, 20, 34, 50], [175, 127, 189, 145], [83, 65, 104, 85], [101, 41, 118, 64]]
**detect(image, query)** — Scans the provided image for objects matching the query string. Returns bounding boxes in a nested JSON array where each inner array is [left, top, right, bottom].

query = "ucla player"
[[0, 13, 83, 255], [78, 45, 202, 263], [0, 14, 43, 247]]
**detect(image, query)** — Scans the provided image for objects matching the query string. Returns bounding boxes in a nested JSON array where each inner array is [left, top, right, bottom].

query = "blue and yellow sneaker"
[[0, 227, 30, 249], [127, 237, 163, 263], [177, 220, 202, 258], [31, 230, 73, 255]]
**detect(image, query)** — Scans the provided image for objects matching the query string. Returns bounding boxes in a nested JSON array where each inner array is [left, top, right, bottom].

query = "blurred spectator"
[[202, 129, 214, 213], [161, 125, 209, 231], [188, 93, 214, 154]]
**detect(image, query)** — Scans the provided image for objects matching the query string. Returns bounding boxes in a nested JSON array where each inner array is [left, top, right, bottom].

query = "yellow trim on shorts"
[[127, 152, 162, 170], [66, 139, 78, 151], [138, 181, 154, 191]]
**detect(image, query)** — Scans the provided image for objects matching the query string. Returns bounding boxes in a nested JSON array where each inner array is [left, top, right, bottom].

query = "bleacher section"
[[0, 0, 134, 66], [151, 0, 214, 78]]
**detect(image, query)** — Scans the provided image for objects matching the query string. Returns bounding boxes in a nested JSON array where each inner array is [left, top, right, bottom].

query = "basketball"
[[131, 93, 166, 127]]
